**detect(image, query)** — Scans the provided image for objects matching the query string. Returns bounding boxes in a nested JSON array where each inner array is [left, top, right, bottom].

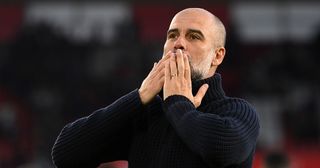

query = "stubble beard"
[[190, 64, 203, 81], [189, 50, 214, 81]]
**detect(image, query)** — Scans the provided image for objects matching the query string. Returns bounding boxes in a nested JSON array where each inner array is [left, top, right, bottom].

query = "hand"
[[163, 49, 208, 108], [139, 51, 172, 105]]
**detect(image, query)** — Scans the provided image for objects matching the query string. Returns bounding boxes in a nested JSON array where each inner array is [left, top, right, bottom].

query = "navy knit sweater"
[[52, 73, 260, 168]]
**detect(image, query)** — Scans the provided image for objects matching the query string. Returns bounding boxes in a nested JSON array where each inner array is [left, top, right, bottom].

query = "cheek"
[[189, 46, 208, 64], [163, 41, 171, 53]]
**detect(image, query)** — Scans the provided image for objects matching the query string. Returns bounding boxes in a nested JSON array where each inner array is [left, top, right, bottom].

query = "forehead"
[[169, 11, 214, 34]]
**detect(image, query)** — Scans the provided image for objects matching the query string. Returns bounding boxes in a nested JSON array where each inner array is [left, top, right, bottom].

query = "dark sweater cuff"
[[163, 95, 196, 118], [116, 88, 145, 115]]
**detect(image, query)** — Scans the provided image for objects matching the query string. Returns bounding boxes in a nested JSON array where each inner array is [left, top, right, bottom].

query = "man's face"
[[163, 10, 216, 81]]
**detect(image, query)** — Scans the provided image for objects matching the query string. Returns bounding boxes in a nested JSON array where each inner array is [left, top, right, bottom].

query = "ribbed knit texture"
[[51, 73, 260, 168]]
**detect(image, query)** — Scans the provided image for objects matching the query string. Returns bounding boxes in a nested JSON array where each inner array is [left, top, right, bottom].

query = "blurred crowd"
[[0, 2, 320, 168]]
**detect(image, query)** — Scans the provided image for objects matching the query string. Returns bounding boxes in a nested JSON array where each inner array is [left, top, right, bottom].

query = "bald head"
[[171, 8, 226, 48]]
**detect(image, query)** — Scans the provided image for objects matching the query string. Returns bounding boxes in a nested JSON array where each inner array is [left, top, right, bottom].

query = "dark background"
[[0, 1, 319, 168]]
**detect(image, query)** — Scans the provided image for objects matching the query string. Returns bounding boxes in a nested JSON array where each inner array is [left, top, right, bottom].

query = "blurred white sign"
[[25, 2, 131, 43], [231, 2, 320, 43]]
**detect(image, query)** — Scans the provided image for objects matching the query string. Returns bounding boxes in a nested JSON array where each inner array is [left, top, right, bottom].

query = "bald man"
[[52, 8, 260, 168]]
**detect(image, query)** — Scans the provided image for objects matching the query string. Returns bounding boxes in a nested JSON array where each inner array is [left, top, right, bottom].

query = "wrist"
[[138, 88, 148, 105]]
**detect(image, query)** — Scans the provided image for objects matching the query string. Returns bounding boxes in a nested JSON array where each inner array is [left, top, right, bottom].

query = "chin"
[[191, 72, 204, 81]]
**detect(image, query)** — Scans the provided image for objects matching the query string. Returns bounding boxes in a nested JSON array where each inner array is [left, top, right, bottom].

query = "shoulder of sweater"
[[211, 96, 254, 109], [225, 96, 255, 109], [205, 96, 258, 117], [204, 97, 260, 132]]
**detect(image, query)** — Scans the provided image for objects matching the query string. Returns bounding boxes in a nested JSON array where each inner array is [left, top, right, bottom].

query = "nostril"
[[174, 46, 184, 50]]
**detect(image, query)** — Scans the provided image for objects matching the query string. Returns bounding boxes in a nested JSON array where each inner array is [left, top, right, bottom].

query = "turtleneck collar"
[[158, 73, 225, 103], [192, 73, 226, 104]]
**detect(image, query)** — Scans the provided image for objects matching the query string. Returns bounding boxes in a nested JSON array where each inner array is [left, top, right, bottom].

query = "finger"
[[155, 51, 173, 74], [159, 75, 165, 87], [184, 54, 191, 80], [194, 84, 209, 107], [152, 58, 169, 79], [176, 49, 184, 78], [153, 73, 165, 92], [159, 51, 172, 64], [148, 62, 157, 75], [164, 61, 171, 83], [154, 66, 165, 81], [156, 58, 169, 71], [148, 62, 161, 79], [169, 53, 177, 78], [153, 62, 157, 70]]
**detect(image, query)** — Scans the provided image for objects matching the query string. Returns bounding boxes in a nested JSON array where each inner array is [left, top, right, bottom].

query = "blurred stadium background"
[[0, 1, 320, 168]]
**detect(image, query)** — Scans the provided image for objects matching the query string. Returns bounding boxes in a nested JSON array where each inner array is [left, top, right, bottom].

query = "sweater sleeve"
[[51, 89, 144, 168], [163, 95, 260, 167]]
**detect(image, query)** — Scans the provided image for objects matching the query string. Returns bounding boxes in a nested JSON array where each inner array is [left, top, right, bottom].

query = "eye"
[[189, 33, 201, 40], [167, 32, 178, 39]]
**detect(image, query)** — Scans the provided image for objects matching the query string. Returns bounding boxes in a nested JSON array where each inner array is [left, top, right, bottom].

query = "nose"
[[174, 36, 186, 51]]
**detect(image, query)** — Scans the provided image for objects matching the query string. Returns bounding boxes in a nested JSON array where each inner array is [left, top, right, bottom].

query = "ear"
[[211, 47, 226, 66]]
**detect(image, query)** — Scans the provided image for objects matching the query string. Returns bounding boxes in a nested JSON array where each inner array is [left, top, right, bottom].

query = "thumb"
[[194, 84, 209, 108]]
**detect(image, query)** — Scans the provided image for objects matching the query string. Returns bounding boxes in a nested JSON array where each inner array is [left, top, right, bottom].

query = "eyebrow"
[[167, 28, 205, 39], [187, 29, 205, 39], [167, 28, 179, 35]]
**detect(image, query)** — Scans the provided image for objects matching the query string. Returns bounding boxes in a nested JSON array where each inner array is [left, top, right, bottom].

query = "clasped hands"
[[139, 49, 208, 108]]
